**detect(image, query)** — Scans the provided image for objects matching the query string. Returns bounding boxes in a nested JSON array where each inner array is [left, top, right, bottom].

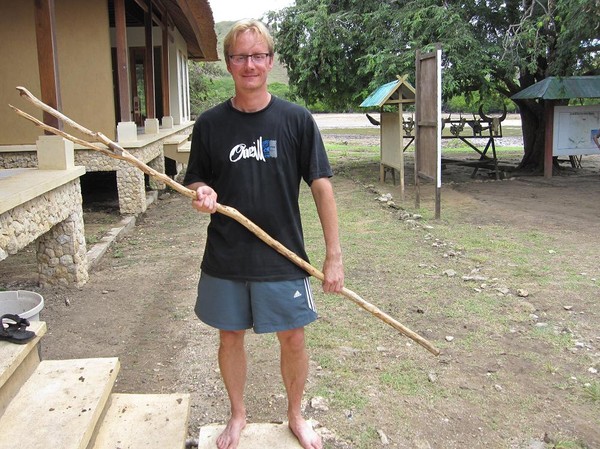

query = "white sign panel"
[[553, 105, 600, 156]]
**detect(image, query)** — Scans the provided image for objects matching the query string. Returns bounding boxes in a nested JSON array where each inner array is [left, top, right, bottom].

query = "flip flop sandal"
[[0, 314, 36, 344]]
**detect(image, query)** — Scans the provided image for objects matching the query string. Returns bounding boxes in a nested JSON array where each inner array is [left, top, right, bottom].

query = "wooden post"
[[144, 1, 155, 119], [114, 0, 131, 122], [414, 50, 421, 209], [161, 12, 171, 117], [398, 103, 405, 200], [544, 101, 555, 178], [33, 0, 62, 132]]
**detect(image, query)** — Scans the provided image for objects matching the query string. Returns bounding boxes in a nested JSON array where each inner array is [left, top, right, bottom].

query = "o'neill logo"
[[229, 137, 277, 162]]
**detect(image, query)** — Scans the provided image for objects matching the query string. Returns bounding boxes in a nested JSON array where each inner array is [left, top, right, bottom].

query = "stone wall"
[[0, 180, 88, 287]]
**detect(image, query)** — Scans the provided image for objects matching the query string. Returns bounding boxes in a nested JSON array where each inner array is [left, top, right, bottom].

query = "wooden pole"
[[544, 100, 555, 178], [11, 86, 440, 356], [33, 0, 62, 132]]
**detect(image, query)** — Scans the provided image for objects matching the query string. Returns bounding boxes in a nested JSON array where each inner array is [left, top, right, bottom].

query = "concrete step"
[[91, 393, 191, 449], [163, 134, 190, 146], [0, 321, 46, 390], [0, 357, 119, 449], [164, 145, 190, 164], [198, 422, 304, 449], [0, 321, 46, 417], [163, 134, 191, 164]]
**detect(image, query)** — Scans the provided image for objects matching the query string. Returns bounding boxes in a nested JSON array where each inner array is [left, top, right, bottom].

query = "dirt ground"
[[1, 125, 599, 448]]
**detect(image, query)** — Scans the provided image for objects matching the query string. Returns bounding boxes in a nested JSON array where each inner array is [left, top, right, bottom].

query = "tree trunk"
[[516, 99, 545, 172]]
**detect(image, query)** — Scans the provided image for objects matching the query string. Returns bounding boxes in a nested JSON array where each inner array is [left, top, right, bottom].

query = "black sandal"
[[0, 314, 36, 344]]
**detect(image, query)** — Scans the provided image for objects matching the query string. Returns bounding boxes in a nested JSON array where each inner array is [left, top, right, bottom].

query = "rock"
[[462, 275, 487, 281], [563, 305, 573, 311], [517, 289, 529, 297], [443, 269, 457, 277], [518, 301, 537, 313], [377, 193, 393, 202], [377, 429, 390, 445], [428, 372, 438, 383], [413, 438, 433, 449], [317, 426, 338, 442], [310, 396, 329, 411], [445, 336, 454, 342], [527, 439, 546, 449]]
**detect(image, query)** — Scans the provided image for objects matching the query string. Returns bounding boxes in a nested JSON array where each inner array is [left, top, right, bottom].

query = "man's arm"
[[310, 177, 344, 293]]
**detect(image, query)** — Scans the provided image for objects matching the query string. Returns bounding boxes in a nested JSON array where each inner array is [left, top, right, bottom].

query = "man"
[[183, 19, 344, 449]]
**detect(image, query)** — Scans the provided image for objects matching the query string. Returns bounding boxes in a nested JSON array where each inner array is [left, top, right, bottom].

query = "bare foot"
[[288, 416, 323, 449], [216, 415, 246, 449]]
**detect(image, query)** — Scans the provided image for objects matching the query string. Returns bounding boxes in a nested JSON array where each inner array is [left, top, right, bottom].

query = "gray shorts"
[[195, 272, 318, 333]]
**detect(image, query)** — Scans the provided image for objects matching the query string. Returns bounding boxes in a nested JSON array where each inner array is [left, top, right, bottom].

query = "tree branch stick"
[[11, 86, 440, 356]]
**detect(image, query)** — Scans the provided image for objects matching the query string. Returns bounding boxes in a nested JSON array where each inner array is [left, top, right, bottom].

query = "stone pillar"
[[147, 155, 166, 191], [116, 164, 146, 215], [162, 116, 174, 129], [144, 118, 160, 134], [117, 121, 138, 142], [37, 209, 88, 288], [36, 135, 75, 170]]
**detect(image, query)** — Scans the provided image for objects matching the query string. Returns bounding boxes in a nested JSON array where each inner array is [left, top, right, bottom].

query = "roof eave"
[[174, 0, 219, 61]]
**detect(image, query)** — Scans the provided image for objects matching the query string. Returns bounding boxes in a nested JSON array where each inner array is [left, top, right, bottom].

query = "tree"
[[267, 0, 379, 110], [268, 0, 599, 171], [188, 61, 229, 116]]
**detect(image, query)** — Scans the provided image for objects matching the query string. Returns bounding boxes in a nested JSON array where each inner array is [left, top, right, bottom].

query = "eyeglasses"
[[228, 53, 271, 66]]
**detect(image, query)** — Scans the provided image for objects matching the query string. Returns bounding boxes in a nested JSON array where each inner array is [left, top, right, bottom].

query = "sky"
[[209, 0, 294, 22]]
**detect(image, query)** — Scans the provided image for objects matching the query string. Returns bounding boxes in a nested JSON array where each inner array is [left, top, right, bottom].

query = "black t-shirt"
[[183, 96, 332, 281]]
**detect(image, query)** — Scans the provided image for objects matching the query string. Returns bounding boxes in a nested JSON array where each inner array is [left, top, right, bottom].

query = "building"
[[0, 0, 218, 286]]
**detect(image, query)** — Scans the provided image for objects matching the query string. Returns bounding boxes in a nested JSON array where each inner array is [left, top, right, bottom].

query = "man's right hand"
[[191, 185, 218, 214]]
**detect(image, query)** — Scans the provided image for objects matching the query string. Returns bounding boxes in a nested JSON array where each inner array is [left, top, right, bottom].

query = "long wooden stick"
[[11, 86, 440, 356]]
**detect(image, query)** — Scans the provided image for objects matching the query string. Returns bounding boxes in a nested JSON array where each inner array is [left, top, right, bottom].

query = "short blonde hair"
[[223, 19, 274, 57]]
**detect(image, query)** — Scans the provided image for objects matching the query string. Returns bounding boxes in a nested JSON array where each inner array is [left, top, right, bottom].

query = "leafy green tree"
[[269, 0, 599, 171], [188, 61, 229, 116]]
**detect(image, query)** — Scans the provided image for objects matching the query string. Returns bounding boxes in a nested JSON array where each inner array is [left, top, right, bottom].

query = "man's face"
[[226, 30, 273, 94]]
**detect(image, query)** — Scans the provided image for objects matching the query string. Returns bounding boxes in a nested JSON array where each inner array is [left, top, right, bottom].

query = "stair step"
[[198, 422, 305, 449], [0, 357, 119, 449], [178, 141, 191, 152], [0, 321, 47, 417], [164, 135, 191, 164], [0, 321, 46, 390], [163, 134, 190, 146], [91, 393, 191, 449]]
